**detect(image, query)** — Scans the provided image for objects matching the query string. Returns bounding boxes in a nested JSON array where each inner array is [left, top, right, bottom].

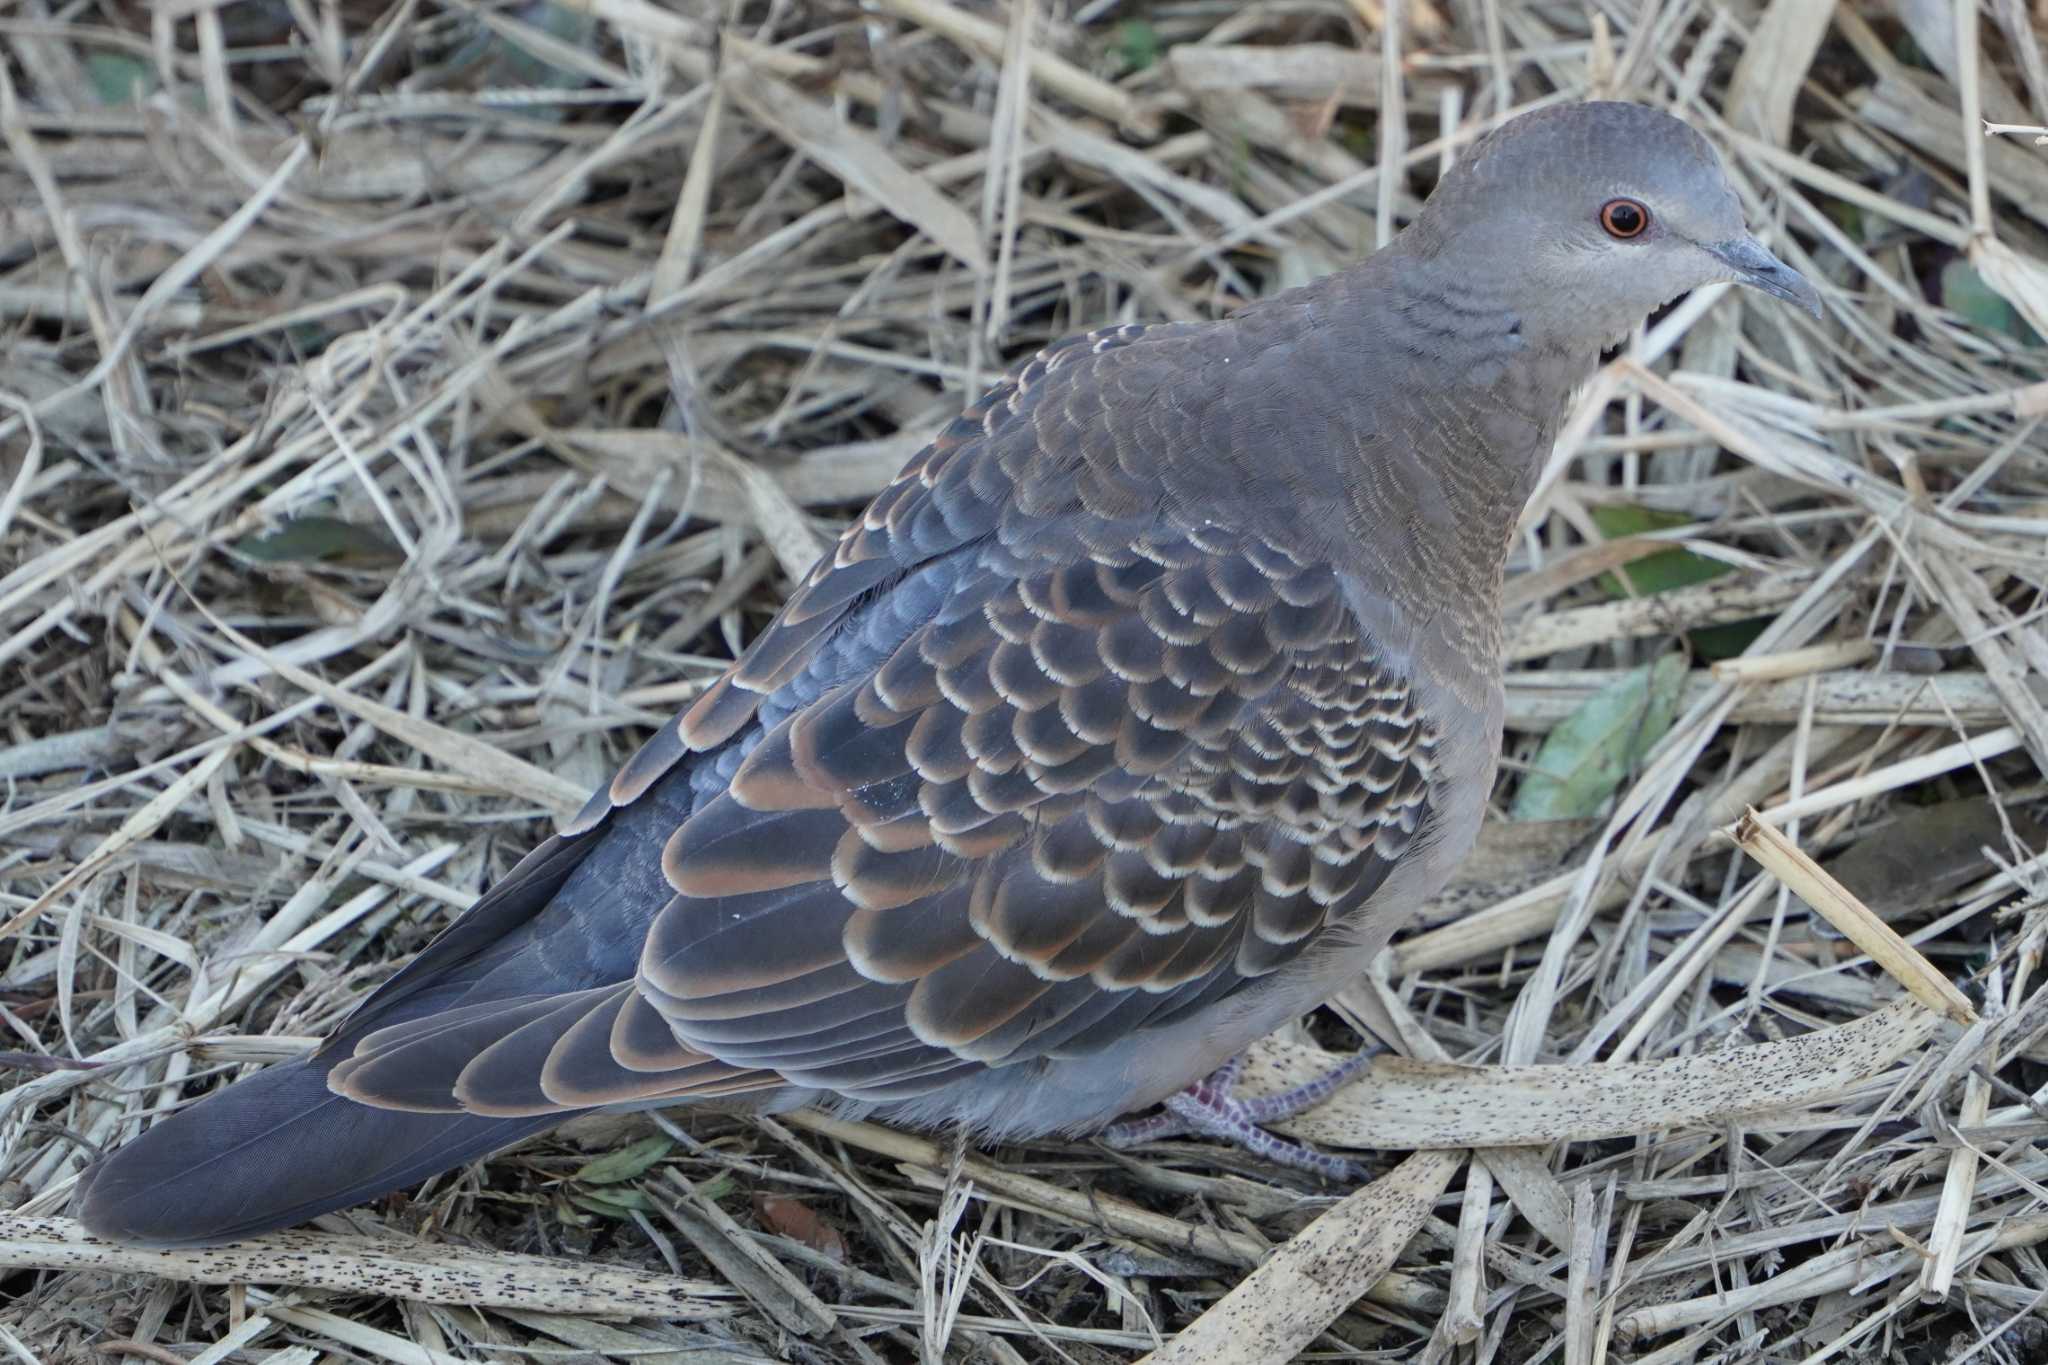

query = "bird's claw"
[[1099, 1047, 1379, 1181]]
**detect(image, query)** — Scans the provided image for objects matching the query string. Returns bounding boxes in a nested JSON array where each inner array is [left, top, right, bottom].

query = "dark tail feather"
[[73, 1052, 562, 1247]]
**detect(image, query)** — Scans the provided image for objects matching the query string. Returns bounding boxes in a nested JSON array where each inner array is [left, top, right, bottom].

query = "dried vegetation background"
[[3, 0, 2048, 1361]]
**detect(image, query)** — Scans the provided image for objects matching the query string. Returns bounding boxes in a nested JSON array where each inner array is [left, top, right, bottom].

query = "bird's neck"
[[1326, 256, 1598, 643]]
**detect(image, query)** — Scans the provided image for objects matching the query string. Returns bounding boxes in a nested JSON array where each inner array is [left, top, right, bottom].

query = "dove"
[[76, 101, 1817, 1246]]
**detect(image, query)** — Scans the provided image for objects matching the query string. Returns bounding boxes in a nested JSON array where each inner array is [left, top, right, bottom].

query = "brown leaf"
[[751, 1194, 847, 1264]]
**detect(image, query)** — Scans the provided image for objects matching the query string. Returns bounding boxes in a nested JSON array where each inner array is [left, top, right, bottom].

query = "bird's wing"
[[326, 321, 1443, 1119], [307, 328, 1164, 1066]]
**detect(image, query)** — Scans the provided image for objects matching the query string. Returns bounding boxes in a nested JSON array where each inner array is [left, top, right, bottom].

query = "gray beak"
[[1708, 235, 1822, 317]]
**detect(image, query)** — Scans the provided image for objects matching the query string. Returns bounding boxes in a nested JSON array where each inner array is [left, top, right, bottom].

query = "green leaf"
[[286, 321, 334, 355], [1589, 504, 1734, 598], [467, 1, 597, 94], [1512, 655, 1687, 821], [1822, 199, 1863, 241], [234, 516, 399, 565], [1116, 20, 1161, 71], [570, 1187, 655, 1218], [1686, 617, 1771, 661], [571, 1135, 674, 1185], [87, 53, 156, 106], [1940, 258, 2040, 343]]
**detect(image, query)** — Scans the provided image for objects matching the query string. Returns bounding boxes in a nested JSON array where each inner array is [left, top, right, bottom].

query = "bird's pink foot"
[[1099, 1048, 1378, 1180]]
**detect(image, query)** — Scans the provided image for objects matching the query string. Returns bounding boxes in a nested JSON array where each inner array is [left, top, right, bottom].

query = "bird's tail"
[[72, 1050, 559, 1247]]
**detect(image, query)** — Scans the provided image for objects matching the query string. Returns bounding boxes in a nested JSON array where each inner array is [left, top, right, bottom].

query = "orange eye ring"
[[1600, 198, 1650, 239]]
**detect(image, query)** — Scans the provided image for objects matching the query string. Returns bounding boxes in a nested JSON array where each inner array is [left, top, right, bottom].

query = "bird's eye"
[[1600, 198, 1650, 239]]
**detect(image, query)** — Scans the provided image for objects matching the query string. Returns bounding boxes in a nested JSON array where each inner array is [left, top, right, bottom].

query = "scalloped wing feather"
[[312, 319, 1441, 1122]]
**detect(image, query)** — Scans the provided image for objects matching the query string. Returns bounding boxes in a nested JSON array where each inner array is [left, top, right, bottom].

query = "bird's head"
[[1401, 101, 1819, 348]]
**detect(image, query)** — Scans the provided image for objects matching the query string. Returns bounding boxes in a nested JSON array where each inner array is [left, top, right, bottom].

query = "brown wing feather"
[[334, 984, 778, 1117], [635, 519, 1440, 1094]]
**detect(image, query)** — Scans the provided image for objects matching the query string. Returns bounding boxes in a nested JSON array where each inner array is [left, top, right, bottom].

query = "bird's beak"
[[1707, 235, 1822, 318]]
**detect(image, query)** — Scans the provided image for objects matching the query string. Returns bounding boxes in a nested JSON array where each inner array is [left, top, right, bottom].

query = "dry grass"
[[3, 1, 2047, 1361]]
